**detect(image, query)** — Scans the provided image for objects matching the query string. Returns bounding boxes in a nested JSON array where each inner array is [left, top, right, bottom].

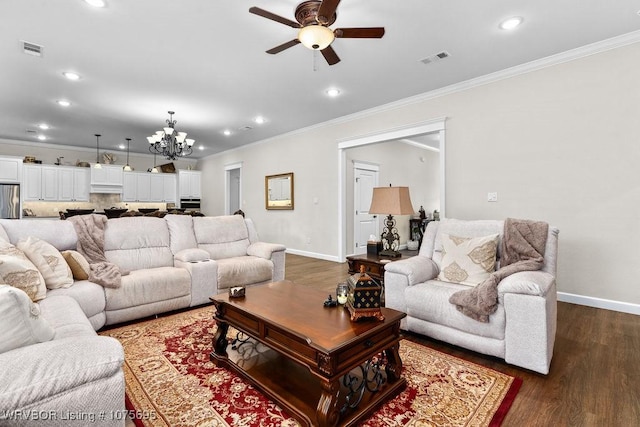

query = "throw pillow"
[[17, 236, 73, 290], [0, 241, 47, 302], [0, 284, 55, 354], [62, 250, 91, 280], [438, 233, 499, 286]]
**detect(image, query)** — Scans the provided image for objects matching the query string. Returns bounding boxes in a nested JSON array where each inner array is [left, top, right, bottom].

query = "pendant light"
[[150, 153, 159, 173], [123, 138, 132, 171], [94, 134, 102, 169]]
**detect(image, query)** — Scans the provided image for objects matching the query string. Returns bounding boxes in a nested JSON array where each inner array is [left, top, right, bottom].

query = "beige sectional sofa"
[[0, 214, 285, 425]]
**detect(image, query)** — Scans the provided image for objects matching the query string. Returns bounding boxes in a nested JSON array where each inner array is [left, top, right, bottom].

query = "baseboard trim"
[[285, 248, 340, 263], [558, 292, 640, 316]]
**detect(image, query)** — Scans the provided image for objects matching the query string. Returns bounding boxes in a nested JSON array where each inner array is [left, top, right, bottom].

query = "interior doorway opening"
[[225, 163, 242, 215], [338, 118, 446, 261]]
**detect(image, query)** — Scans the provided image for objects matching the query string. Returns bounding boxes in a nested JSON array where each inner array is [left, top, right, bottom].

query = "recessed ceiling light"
[[37, 135, 46, 141], [118, 144, 126, 150], [38, 123, 49, 130], [499, 16, 523, 30], [85, 0, 106, 7], [254, 116, 266, 124], [223, 130, 231, 136], [57, 100, 71, 107], [326, 88, 341, 97], [62, 71, 81, 81], [198, 146, 205, 151]]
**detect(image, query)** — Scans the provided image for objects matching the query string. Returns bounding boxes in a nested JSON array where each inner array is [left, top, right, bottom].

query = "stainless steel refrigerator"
[[0, 184, 20, 219]]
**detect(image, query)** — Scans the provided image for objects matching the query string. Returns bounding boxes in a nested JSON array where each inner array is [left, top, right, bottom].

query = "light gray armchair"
[[385, 218, 559, 374]]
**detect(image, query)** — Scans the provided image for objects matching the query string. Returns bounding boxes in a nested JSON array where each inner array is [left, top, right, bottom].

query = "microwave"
[[180, 198, 201, 210]]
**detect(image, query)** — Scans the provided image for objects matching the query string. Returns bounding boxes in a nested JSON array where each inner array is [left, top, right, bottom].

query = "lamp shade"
[[368, 186, 415, 216]]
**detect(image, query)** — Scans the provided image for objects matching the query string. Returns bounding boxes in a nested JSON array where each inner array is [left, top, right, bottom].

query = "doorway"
[[225, 163, 242, 215], [353, 162, 379, 255], [337, 118, 447, 261]]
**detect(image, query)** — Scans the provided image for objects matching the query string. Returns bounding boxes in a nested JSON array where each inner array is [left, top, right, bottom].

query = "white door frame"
[[224, 162, 242, 215], [337, 117, 447, 261]]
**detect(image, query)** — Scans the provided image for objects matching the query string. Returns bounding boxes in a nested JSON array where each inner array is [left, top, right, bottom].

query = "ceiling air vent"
[[420, 50, 450, 65], [21, 41, 43, 57]]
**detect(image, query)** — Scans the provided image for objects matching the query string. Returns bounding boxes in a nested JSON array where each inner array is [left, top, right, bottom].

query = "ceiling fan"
[[249, 0, 385, 66]]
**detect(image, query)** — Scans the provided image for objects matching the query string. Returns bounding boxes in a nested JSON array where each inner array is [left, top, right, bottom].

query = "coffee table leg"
[[211, 321, 229, 360], [384, 342, 403, 381], [316, 379, 340, 427]]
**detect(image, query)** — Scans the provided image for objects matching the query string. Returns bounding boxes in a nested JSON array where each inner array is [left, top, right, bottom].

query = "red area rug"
[[100, 306, 521, 426]]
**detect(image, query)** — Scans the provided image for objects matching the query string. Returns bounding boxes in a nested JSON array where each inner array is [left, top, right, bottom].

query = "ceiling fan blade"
[[249, 7, 301, 28], [266, 39, 301, 54], [317, 0, 341, 25], [334, 27, 385, 38], [321, 45, 340, 66]]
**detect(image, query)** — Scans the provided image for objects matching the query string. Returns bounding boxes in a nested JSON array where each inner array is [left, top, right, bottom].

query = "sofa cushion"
[[105, 267, 191, 311], [47, 280, 106, 321], [39, 294, 96, 339], [165, 214, 198, 254], [437, 233, 498, 286], [193, 215, 251, 259], [62, 250, 91, 280], [405, 280, 506, 340], [0, 219, 78, 251], [104, 217, 174, 271], [0, 240, 46, 302], [0, 285, 54, 353], [17, 236, 73, 289], [216, 256, 273, 289]]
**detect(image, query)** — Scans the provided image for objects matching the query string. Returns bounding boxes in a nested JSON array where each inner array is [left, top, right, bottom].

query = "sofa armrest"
[[0, 336, 124, 412], [383, 255, 439, 286], [246, 242, 286, 260], [498, 270, 556, 297], [174, 248, 210, 263]]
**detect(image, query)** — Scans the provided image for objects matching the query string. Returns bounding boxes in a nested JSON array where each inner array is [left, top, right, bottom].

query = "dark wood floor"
[[285, 253, 640, 426]]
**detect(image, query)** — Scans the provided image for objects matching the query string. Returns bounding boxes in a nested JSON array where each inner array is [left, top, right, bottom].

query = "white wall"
[[198, 40, 640, 309]]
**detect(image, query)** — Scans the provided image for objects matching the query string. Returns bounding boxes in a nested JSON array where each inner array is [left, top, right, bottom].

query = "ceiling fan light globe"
[[298, 25, 334, 50]]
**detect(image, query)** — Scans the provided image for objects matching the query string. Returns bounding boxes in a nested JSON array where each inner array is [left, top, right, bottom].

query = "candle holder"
[[336, 283, 349, 305]]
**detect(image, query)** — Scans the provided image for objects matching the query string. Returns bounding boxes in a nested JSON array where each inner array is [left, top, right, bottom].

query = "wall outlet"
[[487, 192, 498, 202]]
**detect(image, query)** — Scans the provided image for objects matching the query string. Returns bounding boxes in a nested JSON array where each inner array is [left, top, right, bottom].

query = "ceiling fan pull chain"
[[313, 49, 319, 72]]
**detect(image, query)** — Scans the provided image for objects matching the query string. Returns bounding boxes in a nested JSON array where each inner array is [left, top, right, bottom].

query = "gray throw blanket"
[[68, 214, 124, 288], [448, 218, 548, 322]]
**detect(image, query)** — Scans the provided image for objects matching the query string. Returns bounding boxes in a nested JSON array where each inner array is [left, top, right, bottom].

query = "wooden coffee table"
[[209, 280, 406, 427]]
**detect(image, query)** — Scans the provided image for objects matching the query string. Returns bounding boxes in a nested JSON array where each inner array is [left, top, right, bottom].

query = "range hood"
[[90, 164, 123, 194]]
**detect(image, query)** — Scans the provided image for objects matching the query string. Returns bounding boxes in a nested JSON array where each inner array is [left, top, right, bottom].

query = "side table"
[[346, 249, 418, 287]]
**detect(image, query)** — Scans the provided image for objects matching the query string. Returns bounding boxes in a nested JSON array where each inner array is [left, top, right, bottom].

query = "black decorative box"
[[346, 266, 384, 321], [367, 241, 383, 255]]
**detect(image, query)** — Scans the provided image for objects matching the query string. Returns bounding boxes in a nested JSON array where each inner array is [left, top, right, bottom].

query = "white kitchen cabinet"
[[0, 156, 22, 183], [178, 170, 201, 199], [90, 164, 123, 193], [23, 165, 59, 201], [58, 167, 89, 202], [122, 172, 151, 202], [149, 174, 176, 203]]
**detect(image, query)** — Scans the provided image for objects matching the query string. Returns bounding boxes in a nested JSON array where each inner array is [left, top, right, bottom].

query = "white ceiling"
[[2, 0, 639, 158]]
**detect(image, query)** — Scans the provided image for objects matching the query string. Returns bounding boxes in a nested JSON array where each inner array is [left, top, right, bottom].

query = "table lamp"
[[368, 185, 415, 258]]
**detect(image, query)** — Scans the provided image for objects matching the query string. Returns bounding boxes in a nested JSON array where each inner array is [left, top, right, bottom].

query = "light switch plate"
[[487, 192, 498, 202]]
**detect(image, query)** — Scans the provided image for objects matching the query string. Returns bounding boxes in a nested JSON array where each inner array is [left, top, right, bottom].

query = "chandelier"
[[147, 111, 195, 160]]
